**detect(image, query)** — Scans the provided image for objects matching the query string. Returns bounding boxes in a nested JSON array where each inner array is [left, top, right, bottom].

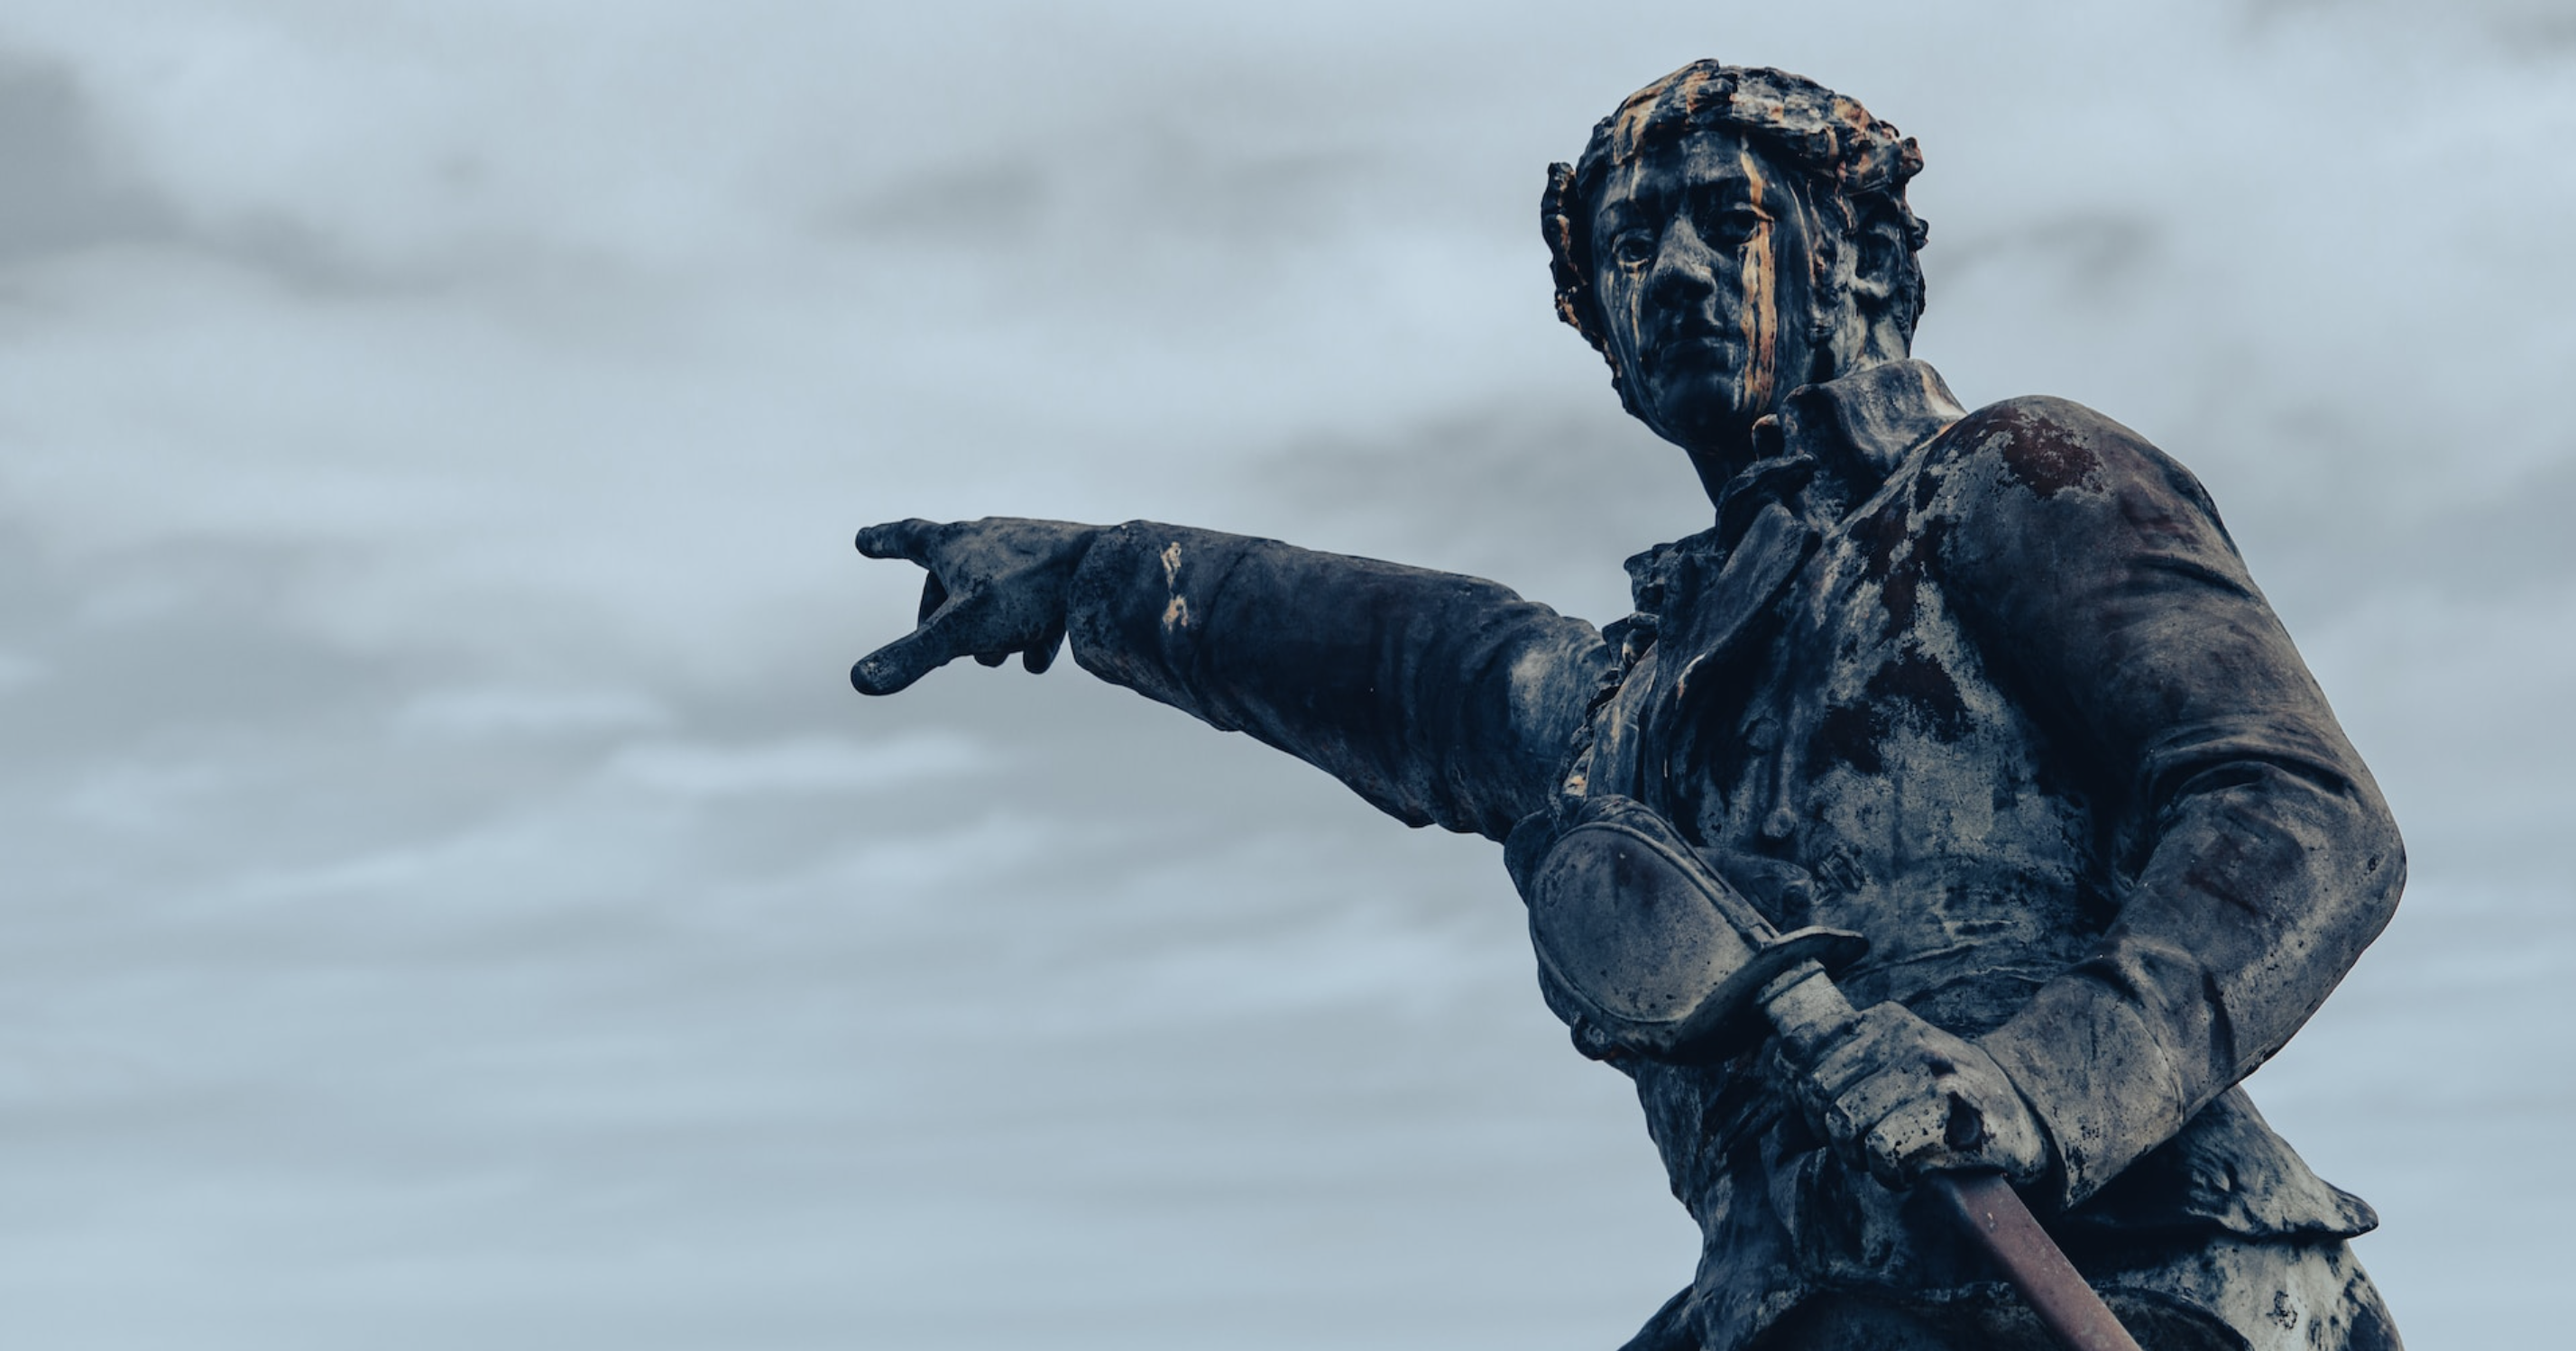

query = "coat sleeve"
[[1929, 398, 2406, 1209], [1063, 521, 1612, 841]]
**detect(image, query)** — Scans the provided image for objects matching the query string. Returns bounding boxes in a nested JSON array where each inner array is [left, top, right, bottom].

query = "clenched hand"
[[1782, 1000, 2050, 1191]]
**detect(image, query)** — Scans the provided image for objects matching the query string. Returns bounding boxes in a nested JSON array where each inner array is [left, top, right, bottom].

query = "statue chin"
[[1630, 359, 1770, 457]]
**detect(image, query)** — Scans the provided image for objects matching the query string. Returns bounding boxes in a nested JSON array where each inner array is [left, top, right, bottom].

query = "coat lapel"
[[1633, 499, 1819, 809]]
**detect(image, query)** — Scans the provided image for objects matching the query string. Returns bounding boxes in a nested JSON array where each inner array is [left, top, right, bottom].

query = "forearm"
[[1066, 521, 1608, 840], [1932, 397, 2406, 1207], [1980, 749, 2402, 1208]]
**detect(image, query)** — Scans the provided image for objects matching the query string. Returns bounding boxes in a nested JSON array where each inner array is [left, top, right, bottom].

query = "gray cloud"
[[2260, 454, 2576, 613], [1243, 393, 1705, 621], [0, 50, 455, 298], [1932, 210, 2164, 305], [0, 56, 175, 265], [0, 4, 2564, 1346], [842, 157, 1056, 244], [2246, 0, 2576, 46]]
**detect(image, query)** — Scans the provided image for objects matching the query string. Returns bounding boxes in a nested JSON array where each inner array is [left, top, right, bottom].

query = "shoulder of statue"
[[1886, 394, 2252, 629], [1900, 394, 2226, 535]]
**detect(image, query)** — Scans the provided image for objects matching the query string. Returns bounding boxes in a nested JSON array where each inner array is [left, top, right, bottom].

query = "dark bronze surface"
[[851, 59, 2406, 1351]]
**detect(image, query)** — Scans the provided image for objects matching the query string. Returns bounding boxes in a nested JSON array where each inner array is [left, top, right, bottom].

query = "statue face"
[[1588, 129, 1823, 458]]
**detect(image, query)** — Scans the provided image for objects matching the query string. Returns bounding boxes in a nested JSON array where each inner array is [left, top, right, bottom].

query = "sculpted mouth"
[[1650, 333, 1735, 372]]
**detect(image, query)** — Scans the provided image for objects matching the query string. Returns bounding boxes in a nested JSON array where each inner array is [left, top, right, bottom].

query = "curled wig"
[[1543, 62, 1928, 395]]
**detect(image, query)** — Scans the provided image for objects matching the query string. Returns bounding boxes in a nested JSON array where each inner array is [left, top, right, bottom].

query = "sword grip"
[[1756, 959, 1862, 1063], [1760, 964, 2147, 1351], [1930, 1172, 2145, 1351]]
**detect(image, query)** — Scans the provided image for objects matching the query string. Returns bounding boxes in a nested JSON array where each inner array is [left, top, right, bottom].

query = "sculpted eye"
[[1608, 230, 1658, 268], [1708, 205, 1771, 246]]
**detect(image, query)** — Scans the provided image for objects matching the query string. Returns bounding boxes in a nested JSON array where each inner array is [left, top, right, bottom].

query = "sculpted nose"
[[1645, 215, 1720, 308]]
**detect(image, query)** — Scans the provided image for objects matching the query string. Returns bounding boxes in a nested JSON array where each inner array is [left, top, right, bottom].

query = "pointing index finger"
[[851, 605, 966, 695]]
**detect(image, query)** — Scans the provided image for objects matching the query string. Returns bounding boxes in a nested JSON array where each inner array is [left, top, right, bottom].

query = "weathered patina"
[[851, 60, 2406, 1351]]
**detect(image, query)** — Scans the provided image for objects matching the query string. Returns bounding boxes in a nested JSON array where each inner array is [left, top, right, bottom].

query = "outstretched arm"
[[851, 517, 1611, 841]]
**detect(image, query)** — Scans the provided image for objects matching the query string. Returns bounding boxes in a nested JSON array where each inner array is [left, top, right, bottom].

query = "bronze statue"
[[850, 61, 2406, 1351]]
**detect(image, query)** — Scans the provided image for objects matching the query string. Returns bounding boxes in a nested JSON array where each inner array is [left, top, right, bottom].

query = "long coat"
[[1060, 359, 2402, 1349]]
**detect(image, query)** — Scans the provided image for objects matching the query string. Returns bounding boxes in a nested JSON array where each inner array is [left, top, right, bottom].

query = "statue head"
[[1543, 63, 1927, 465]]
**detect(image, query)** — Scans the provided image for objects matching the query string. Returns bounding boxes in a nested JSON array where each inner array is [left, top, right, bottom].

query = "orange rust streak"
[[1735, 145, 1780, 413], [1611, 89, 1661, 160]]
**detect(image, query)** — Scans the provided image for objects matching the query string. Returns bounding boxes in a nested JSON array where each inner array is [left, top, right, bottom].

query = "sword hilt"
[[1756, 962, 2145, 1351], [1754, 958, 1861, 1064], [1523, 797, 2142, 1351]]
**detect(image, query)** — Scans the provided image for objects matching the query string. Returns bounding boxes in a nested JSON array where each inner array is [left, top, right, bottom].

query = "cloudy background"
[[0, 1, 2567, 1346]]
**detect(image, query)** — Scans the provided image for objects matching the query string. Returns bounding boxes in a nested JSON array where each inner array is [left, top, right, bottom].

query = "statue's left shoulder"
[[1909, 394, 2240, 561]]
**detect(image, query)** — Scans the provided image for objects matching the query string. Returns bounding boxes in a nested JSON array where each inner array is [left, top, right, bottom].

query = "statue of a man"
[[851, 62, 2406, 1351]]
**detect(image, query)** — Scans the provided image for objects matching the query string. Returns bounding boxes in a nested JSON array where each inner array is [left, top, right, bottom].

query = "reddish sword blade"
[[1929, 1172, 2144, 1351]]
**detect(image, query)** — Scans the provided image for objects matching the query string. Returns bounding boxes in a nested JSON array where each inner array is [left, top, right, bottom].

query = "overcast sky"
[[0, 2, 2570, 1347]]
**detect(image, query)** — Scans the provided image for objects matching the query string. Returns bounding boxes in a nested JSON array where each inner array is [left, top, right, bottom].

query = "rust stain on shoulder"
[[1984, 403, 2102, 500]]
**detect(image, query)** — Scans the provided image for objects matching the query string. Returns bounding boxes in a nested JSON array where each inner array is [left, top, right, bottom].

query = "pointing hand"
[[851, 517, 1101, 694]]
